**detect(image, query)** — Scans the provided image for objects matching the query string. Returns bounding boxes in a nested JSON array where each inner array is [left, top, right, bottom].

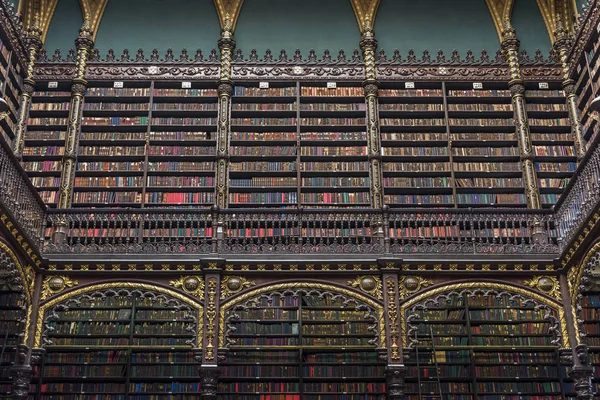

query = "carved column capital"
[[385, 365, 407, 400], [199, 366, 220, 399], [569, 366, 594, 400], [218, 37, 236, 51], [9, 365, 33, 400], [218, 82, 233, 97]]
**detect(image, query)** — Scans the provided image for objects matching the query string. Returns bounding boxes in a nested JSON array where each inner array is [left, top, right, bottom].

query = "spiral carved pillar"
[[553, 21, 586, 161], [13, 16, 43, 161]]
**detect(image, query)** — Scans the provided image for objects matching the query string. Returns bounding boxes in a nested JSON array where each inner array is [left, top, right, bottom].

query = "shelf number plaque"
[[113, 81, 124, 88], [405, 82, 415, 89], [473, 82, 483, 89], [181, 81, 191, 88], [538, 82, 549, 89], [259, 82, 269, 89], [327, 82, 337, 89], [48, 81, 58, 89]]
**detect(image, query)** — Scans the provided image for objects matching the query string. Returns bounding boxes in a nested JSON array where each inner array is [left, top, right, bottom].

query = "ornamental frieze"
[[376, 66, 510, 81], [85, 64, 220, 80], [231, 65, 365, 80]]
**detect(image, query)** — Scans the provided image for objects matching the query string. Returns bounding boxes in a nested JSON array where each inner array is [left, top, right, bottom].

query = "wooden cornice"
[[536, 0, 576, 43], [349, 0, 380, 33], [485, 0, 515, 41], [213, 0, 244, 32], [21, 0, 58, 43], [79, 0, 109, 41]]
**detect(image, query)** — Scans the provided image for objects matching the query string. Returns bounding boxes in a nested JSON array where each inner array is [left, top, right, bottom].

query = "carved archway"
[[34, 282, 204, 348], [570, 240, 600, 343], [0, 242, 31, 344], [219, 281, 385, 349], [400, 281, 567, 348]]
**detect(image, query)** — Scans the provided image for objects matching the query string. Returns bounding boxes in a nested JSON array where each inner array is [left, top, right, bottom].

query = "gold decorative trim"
[[524, 276, 562, 301], [349, 0, 381, 33], [169, 276, 205, 298], [35, 282, 203, 348], [398, 276, 433, 300], [79, 0, 109, 41], [0, 240, 33, 302], [220, 282, 385, 349], [347, 275, 383, 300], [385, 277, 401, 361], [400, 282, 568, 348], [41, 276, 78, 300], [22, 0, 59, 43], [205, 277, 218, 361], [221, 276, 255, 299], [485, 0, 515, 41], [213, 0, 244, 32], [536, 0, 575, 43], [570, 240, 600, 307]]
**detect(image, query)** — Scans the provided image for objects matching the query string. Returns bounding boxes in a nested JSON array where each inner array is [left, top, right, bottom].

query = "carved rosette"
[[523, 275, 561, 301], [41, 276, 79, 300]]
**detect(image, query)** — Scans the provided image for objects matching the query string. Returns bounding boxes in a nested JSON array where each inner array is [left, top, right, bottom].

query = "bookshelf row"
[[0, 33, 22, 146], [0, 279, 27, 400], [21, 79, 575, 209]]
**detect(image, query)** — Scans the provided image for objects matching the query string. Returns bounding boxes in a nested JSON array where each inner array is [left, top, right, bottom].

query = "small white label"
[[113, 81, 124, 88], [538, 82, 549, 89], [473, 82, 483, 89], [327, 82, 337, 89], [259, 82, 269, 89], [405, 82, 415, 89], [48, 81, 58, 89], [181, 81, 191, 89]]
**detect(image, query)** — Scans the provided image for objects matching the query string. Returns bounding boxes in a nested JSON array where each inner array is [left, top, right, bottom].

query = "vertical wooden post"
[[200, 261, 223, 399], [382, 263, 406, 399], [13, 16, 43, 161], [553, 19, 586, 161]]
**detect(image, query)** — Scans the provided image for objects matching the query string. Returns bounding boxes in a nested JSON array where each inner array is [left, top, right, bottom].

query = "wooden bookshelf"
[[0, 279, 26, 400], [578, 281, 600, 399], [0, 32, 22, 147], [34, 292, 200, 400], [219, 292, 386, 400], [405, 291, 568, 400]]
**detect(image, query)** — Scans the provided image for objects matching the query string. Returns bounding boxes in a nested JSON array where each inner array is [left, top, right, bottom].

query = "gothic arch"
[[34, 281, 204, 348], [219, 280, 385, 349], [400, 281, 567, 348]]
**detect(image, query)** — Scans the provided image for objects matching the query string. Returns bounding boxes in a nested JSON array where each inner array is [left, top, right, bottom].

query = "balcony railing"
[[42, 207, 558, 256]]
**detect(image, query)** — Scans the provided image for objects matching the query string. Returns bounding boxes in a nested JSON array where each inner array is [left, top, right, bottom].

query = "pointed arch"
[[213, 0, 244, 32], [349, 0, 381, 32], [79, 0, 109, 41], [20, 0, 59, 42], [485, 0, 516, 41], [536, 0, 576, 43]]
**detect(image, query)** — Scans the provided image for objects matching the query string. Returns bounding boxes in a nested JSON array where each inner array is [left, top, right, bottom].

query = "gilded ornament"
[[169, 276, 205, 298], [398, 276, 433, 299], [221, 276, 256, 299], [347, 276, 383, 300], [523, 275, 562, 301], [385, 277, 401, 361], [41, 276, 78, 300], [205, 278, 218, 361]]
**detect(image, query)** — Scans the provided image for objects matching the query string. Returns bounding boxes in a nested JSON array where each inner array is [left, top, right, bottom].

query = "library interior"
[[2, 0, 600, 398]]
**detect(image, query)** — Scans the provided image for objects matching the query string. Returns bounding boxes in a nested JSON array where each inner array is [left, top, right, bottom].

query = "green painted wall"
[[5, 0, 18, 9], [235, 0, 360, 59], [94, 0, 219, 56], [44, 0, 82, 52], [375, 0, 499, 58], [577, 0, 588, 13], [512, 0, 552, 56]]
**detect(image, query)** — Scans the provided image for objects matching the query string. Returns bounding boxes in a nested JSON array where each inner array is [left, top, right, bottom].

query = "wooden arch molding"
[[219, 281, 385, 348], [350, 0, 381, 33], [79, 0, 109, 41], [399, 281, 568, 348], [34, 281, 204, 348], [20, 0, 58, 42], [536, 0, 577, 43], [485, 0, 515, 41], [213, 0, 244, 32]]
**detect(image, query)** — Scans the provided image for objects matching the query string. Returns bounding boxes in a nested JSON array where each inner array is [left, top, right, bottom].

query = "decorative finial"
[[79, 15, 93, 38], [27, 13, 42, 39], [553, 15, 569, 42], [222, 13, 233, 39], [362, 17, 374, 39], [501, 17, 516, 40]]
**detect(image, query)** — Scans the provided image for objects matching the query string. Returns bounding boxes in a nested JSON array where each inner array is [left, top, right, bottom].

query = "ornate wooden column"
[[382, 264, 406, 399], [501, 20, 541, 210], [215, 17, 234, 209], [199, 262, 222, 399], [359, 20, 384, 210], [53, 19, 93, 242], [560, 274, 594, 399], [553, 20, 586, 161], [12, 16, 43, 160]]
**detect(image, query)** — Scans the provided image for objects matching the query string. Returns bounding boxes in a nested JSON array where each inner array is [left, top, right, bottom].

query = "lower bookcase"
[[31, 290, 201, 400], [219, 291, 386, 399], [579, 289, 600, 399], [0, 278, 26, 400], [404, 290, 570, 400]]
